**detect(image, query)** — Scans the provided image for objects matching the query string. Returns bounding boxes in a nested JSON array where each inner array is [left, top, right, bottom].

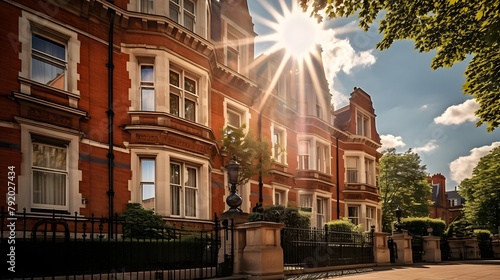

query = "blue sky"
[[247, 0, 500, 190]]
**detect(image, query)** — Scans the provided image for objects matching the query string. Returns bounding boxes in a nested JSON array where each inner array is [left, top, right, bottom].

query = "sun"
[[275, 7, 323, 59], [256, 0, 325, 60]]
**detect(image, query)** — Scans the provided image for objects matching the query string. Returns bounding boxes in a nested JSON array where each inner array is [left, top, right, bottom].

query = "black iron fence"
[[281, 226, 374, 271], [0, 208, 232, 279]]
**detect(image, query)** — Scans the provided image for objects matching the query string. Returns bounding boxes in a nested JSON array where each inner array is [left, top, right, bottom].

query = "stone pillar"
[[218, 212, 249, 277], [237, 221, 285, 280], [492, 235, 500, 258], [373, 232, 391, 266], [392, 230, 413, 264], [447, 237, 480, 260], [422, 236, 441, 262]]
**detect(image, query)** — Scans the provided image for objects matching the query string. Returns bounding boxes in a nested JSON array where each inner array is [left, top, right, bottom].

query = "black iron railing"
[[1, 208, 226, 279], [281, 226, 374, 270]]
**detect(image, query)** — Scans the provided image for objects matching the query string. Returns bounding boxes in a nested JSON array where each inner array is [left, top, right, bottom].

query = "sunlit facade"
[[0, 0, 381, 230]]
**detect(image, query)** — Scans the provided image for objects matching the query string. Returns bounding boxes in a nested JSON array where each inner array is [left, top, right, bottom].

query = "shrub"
[[248, 205, 311, 228], [120, 203, 171, 239], [474, 229, 491, 241], [446, 219, 474, 237], [401, 217, 446, 236], [326, 218, 362, 233]]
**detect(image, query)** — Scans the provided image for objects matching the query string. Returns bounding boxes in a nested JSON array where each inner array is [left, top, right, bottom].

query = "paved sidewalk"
[[321, 260, 500, 280]]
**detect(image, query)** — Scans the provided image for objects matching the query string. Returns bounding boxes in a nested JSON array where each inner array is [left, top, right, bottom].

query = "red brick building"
[[428, 173, 449, 222], [0, 0, 382, 230]]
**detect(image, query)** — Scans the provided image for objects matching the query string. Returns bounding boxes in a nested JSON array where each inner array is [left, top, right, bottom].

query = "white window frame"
[[356, 110, 370, 137], [366, 206, 375, 231], [18, 120, 81, 214], [31, 140, 68, 210], [224, 99, 250, 131], [316, 197, 328, 228], [348, 205, 359, 225], [346, 157, 358, 183], [316, 142, 330, 174], [169, 67, 198, 122], [140, 64, 155, 111], [31, 33, 67, 90], [271, 124, 287, 164], [140, 158, 156, 210], [169, 0, 196, 32], [273, 186, 288, 206], [298, 141, 310, 170], [18, 12, 80, 97], [170, 161, 199, 218]]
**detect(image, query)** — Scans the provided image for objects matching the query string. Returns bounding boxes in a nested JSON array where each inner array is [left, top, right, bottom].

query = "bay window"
[[346, 157, 358, 183], [348, 206, 359, 225]]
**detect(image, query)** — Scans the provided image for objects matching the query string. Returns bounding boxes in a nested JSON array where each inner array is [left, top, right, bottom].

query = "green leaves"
[[379, 148, 432, 232], [301, 0, 500, 131], [220, 125, 271, 186], [459, 147, 500, 233]]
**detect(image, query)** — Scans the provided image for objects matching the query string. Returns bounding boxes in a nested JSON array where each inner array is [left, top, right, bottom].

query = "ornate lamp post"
[[225, 157, 242, 212], [394, 205, 403, 232]]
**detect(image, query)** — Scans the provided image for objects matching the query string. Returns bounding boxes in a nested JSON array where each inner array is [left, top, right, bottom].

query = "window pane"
[[141, 0, 154, 13], [33, 144, 67, 170], [184, 15, 195, 31], [141, 88, 155, 111], [170, 94, 180, 116], [185, 188, 196, 216], [184, 0, 194, 13], [169, 71, 180, 87], [141, 65, 154, 81], [227, 110, 240, 128], [33, 170, 66, 206], [184, 77, 196, 94], [32, 57, 65, 89], [32, 35, 65, 60], [170, 164, 180, 184], [171, 185, 180, 215], [184, 99, 195, 121], [186, 167, 197, 188]]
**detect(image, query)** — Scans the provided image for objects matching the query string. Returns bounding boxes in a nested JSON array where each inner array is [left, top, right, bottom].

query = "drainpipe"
[[336, 136, 340, 219], [106, 0, 115, 237]]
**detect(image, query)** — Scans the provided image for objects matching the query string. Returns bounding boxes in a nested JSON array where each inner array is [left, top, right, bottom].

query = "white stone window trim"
[[18, 11, 80, 98], [16, 117, 82, 214], [344, 151, 376, 185], [271, 123, 287, 165], [223, 98, 250, 132]]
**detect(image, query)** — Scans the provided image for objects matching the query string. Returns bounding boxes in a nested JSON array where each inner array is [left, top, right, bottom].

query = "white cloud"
[[412, 140, 439, 154], [434, 99, 480, 125], [320, 29, 376, 108], [378, 134, 406, 152], [449, 142, 500, 184], [420, 104, 428, 110]]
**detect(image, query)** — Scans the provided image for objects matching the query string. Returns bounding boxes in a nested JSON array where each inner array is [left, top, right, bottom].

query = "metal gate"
[[410, 234, 424, 262]]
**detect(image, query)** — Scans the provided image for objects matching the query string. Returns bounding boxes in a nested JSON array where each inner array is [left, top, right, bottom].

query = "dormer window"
[[356, 112, 370, 137]]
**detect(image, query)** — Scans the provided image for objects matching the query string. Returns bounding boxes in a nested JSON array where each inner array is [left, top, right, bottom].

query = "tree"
[[300, 0, 500, 131], [220, 125, 271, 186], [459, 147, 500, 234], [379, 148, 432, 232]]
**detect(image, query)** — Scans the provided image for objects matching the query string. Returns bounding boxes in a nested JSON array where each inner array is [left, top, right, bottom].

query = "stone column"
[[218, 212, 249, 277], [373, 232, 391, 266], [392, 230, 413, 264], [422, 235, 441, 262], [237, 221, 285, 280]]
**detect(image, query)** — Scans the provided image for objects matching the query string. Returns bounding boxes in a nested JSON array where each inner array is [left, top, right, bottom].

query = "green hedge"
[[400, 217, 446, 236], [248, 205, 311, 228], [326, 218, 362, 233]]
